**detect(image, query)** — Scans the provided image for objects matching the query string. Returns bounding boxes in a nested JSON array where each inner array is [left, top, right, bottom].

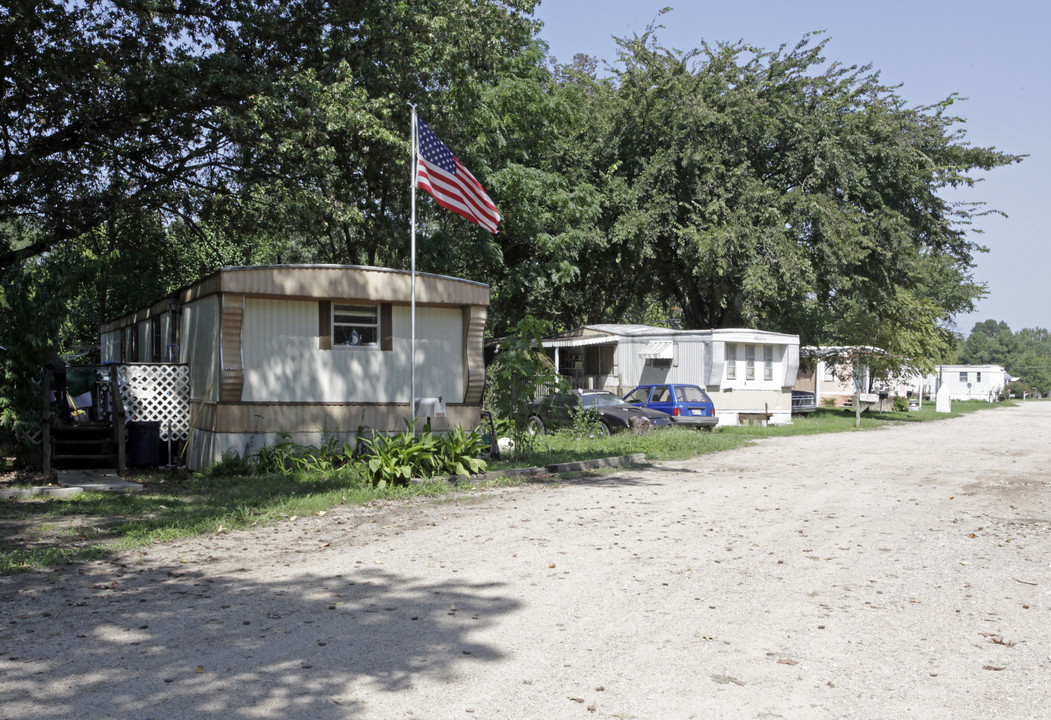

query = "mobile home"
[[100, 265, 489, 469]]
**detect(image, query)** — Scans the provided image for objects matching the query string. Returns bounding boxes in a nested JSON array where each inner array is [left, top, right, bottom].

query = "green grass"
[[0, 399, 1010, 574], [0, 467, 501, 574], [497, 400, 1004, 469]]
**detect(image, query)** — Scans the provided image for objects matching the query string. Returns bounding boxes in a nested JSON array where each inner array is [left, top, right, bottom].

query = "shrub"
[[252, 433, 352, 474], [435, 426, 488, 477], [200, 449, 254, 478], [561, 402, 606, 439], [484, 316, 567, 457], [892, 396, 910, 412], [359, 419, 489, 487]]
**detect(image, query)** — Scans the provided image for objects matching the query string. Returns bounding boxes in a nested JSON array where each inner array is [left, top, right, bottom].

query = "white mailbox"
[[414, 396, 447, 419]]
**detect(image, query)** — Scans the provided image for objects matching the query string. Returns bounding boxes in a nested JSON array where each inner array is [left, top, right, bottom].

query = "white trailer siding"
[[542, 325, 799, 426], [180, 295, 221, 404], [240, 298, 465, 404], [934, 365, 1006, 401]]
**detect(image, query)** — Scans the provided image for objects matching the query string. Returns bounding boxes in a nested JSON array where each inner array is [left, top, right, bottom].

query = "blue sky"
[[532, 1, 1049, 334]]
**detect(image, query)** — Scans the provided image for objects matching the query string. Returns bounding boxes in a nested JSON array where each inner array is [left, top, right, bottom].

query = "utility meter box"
[[414, 397, 447, 419]]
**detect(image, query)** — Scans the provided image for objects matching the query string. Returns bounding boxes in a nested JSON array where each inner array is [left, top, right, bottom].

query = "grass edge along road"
[[0, 401, 1006, 574]]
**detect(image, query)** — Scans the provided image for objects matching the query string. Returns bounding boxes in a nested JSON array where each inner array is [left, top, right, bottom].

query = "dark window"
[[333, 304, 379, 346], [151, 316, 162, 361], [652, 385, 672, 402]]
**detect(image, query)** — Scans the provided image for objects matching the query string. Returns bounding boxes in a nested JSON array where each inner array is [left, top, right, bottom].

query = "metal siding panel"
[[463, 306, 487, 405], [618, 342, 644, 388], [711, 388, 792, 415], [219, 266, 489, 306], [242, 297, 324, 402], [709, 341, 725, 388], [240, 299, 464, 405], [782, 344, 799, 388], [220, 295, 245, 402], [672, 342, 706, 384], [182, 296, 221, 404], [412, 305, 465, 404]]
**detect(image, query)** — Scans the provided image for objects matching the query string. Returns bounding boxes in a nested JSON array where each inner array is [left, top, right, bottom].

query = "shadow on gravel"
[[538, 468, 674, 487], [0, 560, 520, 718]]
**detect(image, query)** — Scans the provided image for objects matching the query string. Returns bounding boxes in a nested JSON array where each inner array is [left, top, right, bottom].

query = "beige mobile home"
[[99, 265, 489, 469], [539, 324, 799, 425]]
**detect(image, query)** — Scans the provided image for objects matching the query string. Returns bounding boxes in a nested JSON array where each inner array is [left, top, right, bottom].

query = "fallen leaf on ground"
[[778, 658, 799, 665]]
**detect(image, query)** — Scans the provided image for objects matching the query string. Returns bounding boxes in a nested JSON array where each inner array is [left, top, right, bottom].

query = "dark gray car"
[[527, 390, 674, 435]]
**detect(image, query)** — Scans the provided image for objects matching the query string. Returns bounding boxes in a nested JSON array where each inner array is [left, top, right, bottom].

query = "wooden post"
[[109, 366, 126, 476], [42, 373, 52, 477]]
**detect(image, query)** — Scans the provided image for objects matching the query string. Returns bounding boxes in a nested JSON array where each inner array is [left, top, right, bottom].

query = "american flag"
[[415, 116, 500, 233]]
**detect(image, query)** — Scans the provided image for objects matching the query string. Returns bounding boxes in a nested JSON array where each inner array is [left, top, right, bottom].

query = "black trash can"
[[127, 421, 161, 467]]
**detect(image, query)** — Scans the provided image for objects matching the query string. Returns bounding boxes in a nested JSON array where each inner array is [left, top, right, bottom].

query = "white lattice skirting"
[[99, 364, 190, 442]]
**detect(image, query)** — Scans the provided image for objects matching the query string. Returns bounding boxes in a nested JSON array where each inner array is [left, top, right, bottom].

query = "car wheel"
[[527, 416, 545, 435], [596, 421, 611, 436]]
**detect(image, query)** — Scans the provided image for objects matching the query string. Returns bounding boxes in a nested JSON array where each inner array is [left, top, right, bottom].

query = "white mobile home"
[[794, 346, 923, 410], [922, 364, 1007, 401], [539, 324, 800, 425], [100, 265, 489, 469]]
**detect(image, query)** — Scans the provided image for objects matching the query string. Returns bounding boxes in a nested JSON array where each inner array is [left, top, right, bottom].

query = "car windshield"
[[676, 386, 711, 403], [581, 393, 631, 408]]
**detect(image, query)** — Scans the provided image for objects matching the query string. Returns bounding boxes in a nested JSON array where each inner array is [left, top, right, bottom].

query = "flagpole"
[[409, 104, 417, 423]]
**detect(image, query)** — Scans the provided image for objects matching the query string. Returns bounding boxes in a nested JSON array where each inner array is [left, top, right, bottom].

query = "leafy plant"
[[360, 419, 428, 488], [199, 449, 254, 478], [358, 420, 489, 486], [251, 433, 351, 474], [436, 427, 488, 477], [485, 316, 568, 457], [893, 396, 910, 412], [562, 401, 606, 439]]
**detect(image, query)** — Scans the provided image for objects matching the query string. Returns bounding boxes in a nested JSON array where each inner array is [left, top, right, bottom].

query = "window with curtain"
[[333, 304, 379, 347]]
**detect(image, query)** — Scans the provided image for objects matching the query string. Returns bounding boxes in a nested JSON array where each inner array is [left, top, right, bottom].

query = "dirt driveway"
[[2, 403, 1049, 719]]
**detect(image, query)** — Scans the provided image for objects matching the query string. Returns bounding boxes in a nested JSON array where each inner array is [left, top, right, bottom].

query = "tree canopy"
[[0, 3, 1023, 394], [959, 320, 1051, 394]]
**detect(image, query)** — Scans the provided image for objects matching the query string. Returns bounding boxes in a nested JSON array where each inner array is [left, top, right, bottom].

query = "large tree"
[[959, 320, 1051, 394], [1, 0, 541, 273], [575, 28, 1021, 365]]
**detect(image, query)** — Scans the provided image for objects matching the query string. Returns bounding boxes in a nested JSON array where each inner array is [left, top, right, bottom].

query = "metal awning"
[[639, 341, 673, 360], [542, 336, 617, 349]]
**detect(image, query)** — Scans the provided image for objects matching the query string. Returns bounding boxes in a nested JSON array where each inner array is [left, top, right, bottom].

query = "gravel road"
[[2, 403, 1049, 720]]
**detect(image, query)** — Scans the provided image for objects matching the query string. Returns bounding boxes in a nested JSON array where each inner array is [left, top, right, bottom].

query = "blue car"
[[623, 383, 718, 429]]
